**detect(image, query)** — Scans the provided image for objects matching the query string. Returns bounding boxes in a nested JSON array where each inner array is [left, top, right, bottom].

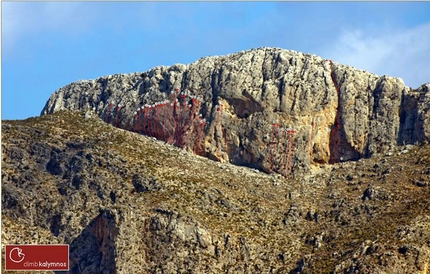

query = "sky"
[[2, 2, 430, 120]]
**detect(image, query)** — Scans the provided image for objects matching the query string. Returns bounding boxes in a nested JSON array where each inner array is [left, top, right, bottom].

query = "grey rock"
[[132, 174, 159, 193], [41, 48, 430, 177]]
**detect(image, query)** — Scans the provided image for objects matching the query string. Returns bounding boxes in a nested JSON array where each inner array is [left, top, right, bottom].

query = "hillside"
[[2, 111, 430, 273]]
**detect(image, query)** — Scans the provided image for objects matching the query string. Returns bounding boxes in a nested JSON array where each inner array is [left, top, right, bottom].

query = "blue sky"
[[2, 2, 430, 120]]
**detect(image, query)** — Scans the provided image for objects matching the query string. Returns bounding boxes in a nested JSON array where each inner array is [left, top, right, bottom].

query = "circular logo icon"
[[9, 247, 25, 263]]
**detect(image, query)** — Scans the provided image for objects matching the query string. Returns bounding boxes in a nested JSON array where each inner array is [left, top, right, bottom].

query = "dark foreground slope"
[[2, 111, 430, 273]]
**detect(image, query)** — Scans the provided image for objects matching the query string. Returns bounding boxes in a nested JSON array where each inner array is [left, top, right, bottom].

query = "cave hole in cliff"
[[329, 125, 360, 164]]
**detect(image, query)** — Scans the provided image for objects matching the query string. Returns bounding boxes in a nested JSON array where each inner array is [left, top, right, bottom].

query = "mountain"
[[2, 47, 430, 273], [40, 47, 430, 176], [2, 111, 429, 273]]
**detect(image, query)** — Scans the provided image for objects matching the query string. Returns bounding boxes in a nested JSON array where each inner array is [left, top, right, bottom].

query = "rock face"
[[2, 111, 430, 273], [41, 47, 430, 175]]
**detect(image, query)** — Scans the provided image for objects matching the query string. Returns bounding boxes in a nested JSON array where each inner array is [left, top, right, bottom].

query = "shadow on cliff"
[[398, 91, 427, 146], [57, 210, 118, 274], [329, 122, 360, 164]]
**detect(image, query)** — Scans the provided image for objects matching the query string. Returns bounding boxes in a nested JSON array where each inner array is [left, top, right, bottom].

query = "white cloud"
[[326, 22, 430, 88], [2, 2, 99, 54]]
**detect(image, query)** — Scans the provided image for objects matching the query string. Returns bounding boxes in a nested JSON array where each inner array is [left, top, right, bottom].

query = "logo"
[[9, 247, 25, 263], [5, 245, 69, 271]]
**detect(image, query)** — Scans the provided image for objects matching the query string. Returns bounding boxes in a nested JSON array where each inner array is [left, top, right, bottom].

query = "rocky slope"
[[2, 111, 430, 273], [40, 47, 430, 176]]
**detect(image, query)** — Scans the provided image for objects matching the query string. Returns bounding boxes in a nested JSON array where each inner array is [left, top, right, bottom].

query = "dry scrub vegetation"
[[2, 111, 429, 273]]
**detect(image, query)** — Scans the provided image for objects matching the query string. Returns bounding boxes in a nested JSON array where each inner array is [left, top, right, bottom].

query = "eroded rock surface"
[[41, 48, 429, 175]]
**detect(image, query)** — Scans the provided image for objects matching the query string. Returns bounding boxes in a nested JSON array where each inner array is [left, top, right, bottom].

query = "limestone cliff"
[[40, 47, 430, 175]]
